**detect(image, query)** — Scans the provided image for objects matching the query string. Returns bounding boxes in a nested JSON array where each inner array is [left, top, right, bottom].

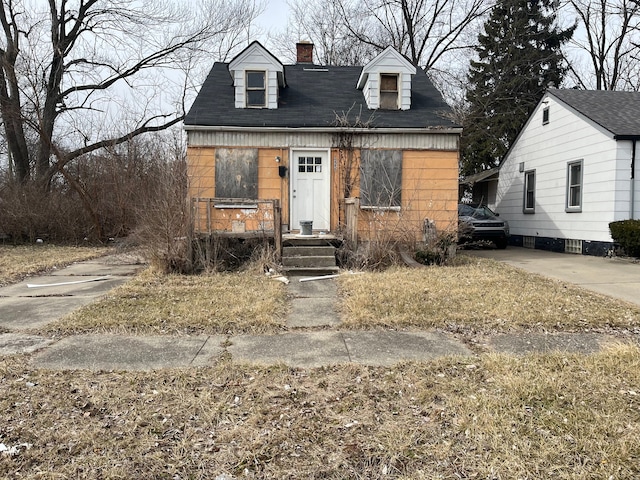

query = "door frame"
[[289, 147, 332, 232]]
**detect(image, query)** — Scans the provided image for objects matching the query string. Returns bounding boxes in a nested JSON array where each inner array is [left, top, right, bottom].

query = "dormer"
[[357, 47, 416, 110], [228, 41, 285, 109]]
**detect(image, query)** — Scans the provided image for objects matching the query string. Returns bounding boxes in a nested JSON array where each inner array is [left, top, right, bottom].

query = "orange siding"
[[187, 147, 216, 198], [355, 149, 458, 242], [187, 145, 458, 240], [402, 150, 459, 231], [188, 146, 289, 233], [258, 148, 289, 226]]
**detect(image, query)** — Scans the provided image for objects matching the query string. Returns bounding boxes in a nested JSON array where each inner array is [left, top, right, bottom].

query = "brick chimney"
[[296, 42, 314, 64]]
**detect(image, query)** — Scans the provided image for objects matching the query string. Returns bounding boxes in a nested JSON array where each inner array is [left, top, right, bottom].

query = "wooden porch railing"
[[191, 198, 282, 256]]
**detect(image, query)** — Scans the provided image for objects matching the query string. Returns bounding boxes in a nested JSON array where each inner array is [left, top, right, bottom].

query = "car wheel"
[[495, 239, 508, 249]]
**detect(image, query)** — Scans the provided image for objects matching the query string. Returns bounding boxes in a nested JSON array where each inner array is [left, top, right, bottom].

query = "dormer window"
[[246, 71, 266, 107], [357, 46, 416, 110], [380, 74, 399, 110], [228, 42, 285, 109]]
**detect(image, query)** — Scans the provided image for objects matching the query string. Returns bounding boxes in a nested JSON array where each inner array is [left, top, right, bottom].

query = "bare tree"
[[563, 0, 640, 90], [335, 0, 493, 69], [272, 0, 376, 65], [0, 0, 262, 185]]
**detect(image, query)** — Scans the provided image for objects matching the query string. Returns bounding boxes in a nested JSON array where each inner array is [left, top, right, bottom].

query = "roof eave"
[[183, 125, 462, 135], [613, 134, 640, 141]]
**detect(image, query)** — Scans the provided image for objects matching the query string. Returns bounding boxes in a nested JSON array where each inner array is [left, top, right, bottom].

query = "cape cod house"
[[184, 41, 461, 247], [485, 89, 640, 255]]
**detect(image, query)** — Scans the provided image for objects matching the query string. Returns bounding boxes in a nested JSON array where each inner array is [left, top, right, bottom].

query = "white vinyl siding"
[[364, 75, 378, 108], [495, 95, 624, 243]]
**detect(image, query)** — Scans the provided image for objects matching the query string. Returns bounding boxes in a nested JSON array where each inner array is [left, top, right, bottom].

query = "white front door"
[[290, 149, 331, 232]]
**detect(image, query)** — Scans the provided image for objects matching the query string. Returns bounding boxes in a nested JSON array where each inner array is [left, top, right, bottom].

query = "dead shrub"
[[0, 178, 92, 242], [0, 132, 187, 245], [415, 229, 458, 265], [132, 156, 193, 273], [191, 235, 276, 273]]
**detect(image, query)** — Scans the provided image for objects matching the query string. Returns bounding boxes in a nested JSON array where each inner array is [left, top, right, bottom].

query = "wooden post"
[[273, 199, 282, 260], [206, 198, 212, 234], [345, 197, 359, 246]]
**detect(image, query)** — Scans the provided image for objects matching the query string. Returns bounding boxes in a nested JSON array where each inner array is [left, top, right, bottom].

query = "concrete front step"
[[282, 266, 340, 276], [282, 255, 337, 268], [284, 246, 336, 256], [282, 236, 341, 247]]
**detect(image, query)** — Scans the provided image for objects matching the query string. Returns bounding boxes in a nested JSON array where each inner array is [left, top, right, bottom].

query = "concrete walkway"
[[0, 250, 632, 371]]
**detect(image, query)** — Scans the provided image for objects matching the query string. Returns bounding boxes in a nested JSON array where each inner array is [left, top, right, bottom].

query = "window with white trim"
[[523, 170, 535, 213], [246, 71, 266, 107], [542, 107, 549, 125], [379, 74, 399, 110], [566, 160, 583, 212]]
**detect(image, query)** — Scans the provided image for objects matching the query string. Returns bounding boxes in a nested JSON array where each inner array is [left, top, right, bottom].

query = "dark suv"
[[458, 204, 510, 249]]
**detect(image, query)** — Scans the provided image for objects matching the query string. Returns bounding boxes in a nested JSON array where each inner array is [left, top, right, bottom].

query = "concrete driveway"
[[465, 247, 640, 307]]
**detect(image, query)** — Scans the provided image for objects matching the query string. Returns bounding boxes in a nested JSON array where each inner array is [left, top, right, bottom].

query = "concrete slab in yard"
[[487, 332, 617, 355], [0, 333, 54, 354], [228, 332, 351, 368], [31, 334, 225, 371], [342, 331, 473, 366], [0, 275, 128, 298], [0, 295, 98, 330]]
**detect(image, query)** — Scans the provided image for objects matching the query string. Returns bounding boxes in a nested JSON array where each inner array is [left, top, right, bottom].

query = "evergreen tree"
[[461, 0, 574, 177]]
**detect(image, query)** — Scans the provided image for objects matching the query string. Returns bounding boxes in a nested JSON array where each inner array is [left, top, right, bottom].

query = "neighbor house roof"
[[184, 62, 459, 130], [549, 88, 640, 138], [459, 167, 499, 185]]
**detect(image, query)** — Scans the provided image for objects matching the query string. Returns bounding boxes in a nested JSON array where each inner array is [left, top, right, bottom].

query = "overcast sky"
[[256, 0, 290, 33]]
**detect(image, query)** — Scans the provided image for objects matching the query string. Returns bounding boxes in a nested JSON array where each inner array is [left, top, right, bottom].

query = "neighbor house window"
[[360, 149, 402, 209], [246, 71, 266, 107], [542, 106, 549, 125], [380, 74, 399, 110], [566, 160, 583, 212], [523, 170, 535, 213]]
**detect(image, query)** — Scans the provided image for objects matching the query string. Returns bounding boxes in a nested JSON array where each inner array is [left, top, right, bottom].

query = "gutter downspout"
[[632, 140, 636, 219]]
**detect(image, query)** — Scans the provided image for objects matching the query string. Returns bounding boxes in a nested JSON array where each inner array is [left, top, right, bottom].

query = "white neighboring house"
[[487, 89, 640, 256]]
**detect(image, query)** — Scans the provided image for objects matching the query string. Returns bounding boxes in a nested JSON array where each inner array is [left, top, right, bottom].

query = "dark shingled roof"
[[184, 63, 459, 129], [549, 88, 640, 138]]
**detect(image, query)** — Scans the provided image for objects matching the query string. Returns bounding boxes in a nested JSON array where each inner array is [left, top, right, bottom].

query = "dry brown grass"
[[0, 244, 110, 287], [337, 256, 640, 334], [31, 254, 640, 338], [1, 344, 639, 479], [37, 269, 289, 336]]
